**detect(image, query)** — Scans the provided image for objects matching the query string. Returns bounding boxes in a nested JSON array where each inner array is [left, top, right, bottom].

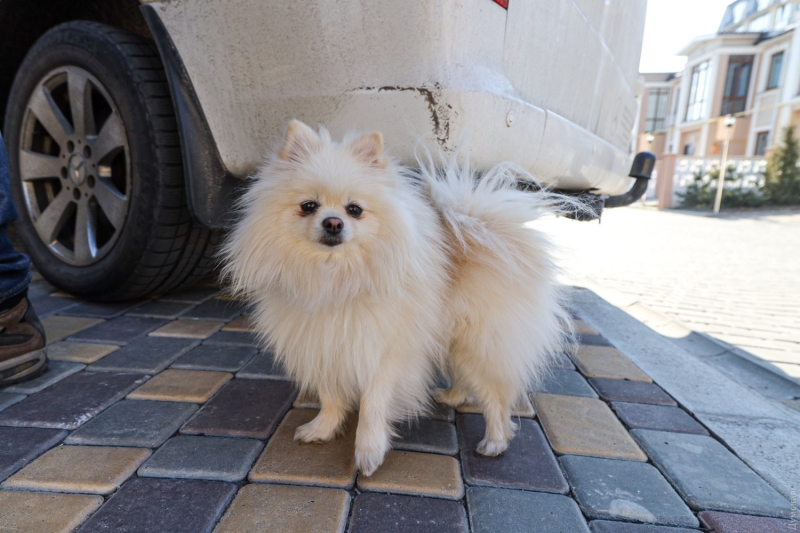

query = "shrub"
[[679, 165, 765, 208], [764, 126, 800, 205]]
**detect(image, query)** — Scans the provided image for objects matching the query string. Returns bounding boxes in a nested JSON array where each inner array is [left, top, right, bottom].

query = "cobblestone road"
[[537, 205, 800, 381]]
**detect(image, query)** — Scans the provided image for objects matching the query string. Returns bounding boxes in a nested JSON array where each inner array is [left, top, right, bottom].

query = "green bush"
[[679, 165, 766, 208], [764, 126, 800, 205]]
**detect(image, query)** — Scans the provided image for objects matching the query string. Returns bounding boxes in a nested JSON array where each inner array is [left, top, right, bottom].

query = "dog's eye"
[[300, 201, 318, 214], [346, 204, 363, 218]]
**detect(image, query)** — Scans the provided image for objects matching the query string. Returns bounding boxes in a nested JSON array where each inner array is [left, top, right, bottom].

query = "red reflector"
[[493, 0, 508, 8]]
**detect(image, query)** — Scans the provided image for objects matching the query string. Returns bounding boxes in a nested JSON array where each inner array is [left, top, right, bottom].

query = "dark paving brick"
[[590, 522, 700, 533], [698, 510, 793, 532], [69, 317, 168, 345], [394, 419, 458, 455], [4, 361, 84, 394], [203, 330, 259, 347], [560, 455, 698, 528], [180, 378, 296, 439], [428, 403, 455, 422], [172, 344, 257, 372], [159, 286, 220, 303], [457, 414, 567, 493], [29, 295, 79, 317], [589, 378, 676, 406], [0, 427, 66, 481], [0, 372, 147, 430], [579, 333, 613, 347], [533, 369, 598, 398], [467, 486, 590, 533], [236, 350, 283, 379], [349, 492, 468, 533], [138, 435, 263, 482], [65, 400, 198, 447], [76, 477, 235, 533], [611, 402, 709, 435], [60, 300, 146, 319], [0, 393, 25, 412], [126, 301, 196, 319], [180, 298, 244, 322], [632, 429, 792, 517], [27, 278, 57, 299], [549, 352, 576, 370], [89, 337, 199, 374]]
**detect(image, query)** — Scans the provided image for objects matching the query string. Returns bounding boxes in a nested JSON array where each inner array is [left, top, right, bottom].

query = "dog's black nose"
[[322, 217, 343, 235]]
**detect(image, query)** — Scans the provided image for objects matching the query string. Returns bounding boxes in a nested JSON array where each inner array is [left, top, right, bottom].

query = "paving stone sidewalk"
[[0, 277, 796, 532]]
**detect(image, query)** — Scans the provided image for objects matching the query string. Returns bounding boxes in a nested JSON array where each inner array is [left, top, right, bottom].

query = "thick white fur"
[[222, 121, 573, 474]]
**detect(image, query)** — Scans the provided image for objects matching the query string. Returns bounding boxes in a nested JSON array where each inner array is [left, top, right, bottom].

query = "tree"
[[764, 126, 800, 205]]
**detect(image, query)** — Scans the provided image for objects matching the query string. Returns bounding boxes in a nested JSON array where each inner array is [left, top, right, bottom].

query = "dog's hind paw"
[[476, 437, 509, 457]]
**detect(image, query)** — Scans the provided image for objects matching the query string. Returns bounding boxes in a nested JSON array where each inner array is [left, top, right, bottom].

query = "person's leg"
[[0, 133, 47, 385]]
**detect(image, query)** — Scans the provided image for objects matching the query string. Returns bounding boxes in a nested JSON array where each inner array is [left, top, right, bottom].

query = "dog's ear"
[[279, 120, 322, 162], [350, 132, 387, 169]]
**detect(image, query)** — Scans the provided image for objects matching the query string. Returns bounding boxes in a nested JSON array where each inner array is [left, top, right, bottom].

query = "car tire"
[[3, 21, 218, 301]]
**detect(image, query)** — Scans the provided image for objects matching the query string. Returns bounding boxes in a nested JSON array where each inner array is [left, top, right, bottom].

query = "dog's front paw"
[[294, 419, 339, 443], [476, 437, 509, 457], [434, 387, 468, 408], [355, 444, 389, 477]]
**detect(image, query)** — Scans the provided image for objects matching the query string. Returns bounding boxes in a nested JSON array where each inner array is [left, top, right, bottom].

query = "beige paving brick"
[[149, 320, 224, 339], [456, 394, 535, 418], [357, 450, 464, 500], [47, 341, 119, 364], [213, 483, 349, 533], [222, 315, 255, 332], [127, 369, 232, 403], [249, 409, 357, 488], [0, 490, 103, 533], [571, 345, 652, 382], [573, 319, 598, 335], [532, 393, 647, 461], [3, 445, 150, 495], [42, 316, 103, 344]]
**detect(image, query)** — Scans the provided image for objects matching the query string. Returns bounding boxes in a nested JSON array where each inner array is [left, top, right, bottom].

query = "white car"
[[1, 0, 649, 300]]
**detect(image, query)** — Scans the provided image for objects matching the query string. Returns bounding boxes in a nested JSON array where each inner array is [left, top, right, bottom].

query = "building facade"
[[637, 0, 800, 207]]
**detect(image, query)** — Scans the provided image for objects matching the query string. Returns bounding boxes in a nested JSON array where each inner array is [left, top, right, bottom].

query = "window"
[[683, 143, 696, 156], [748, 13, 771, 31], [721, 55, 753, 115], [755, 131, 770, 155], [767, 52, 784, 90], [645, 88, 669, 132], [686, 61, 710, 122]]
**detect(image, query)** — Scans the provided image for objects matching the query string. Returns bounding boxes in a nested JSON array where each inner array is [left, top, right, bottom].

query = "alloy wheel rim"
[[18, 66, 131, 266]]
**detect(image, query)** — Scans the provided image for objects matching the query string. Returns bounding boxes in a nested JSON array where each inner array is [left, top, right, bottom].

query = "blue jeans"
[[0, 133, 31, 300]]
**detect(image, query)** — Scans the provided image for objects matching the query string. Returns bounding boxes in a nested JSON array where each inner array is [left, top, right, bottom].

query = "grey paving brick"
[[0, 427, 67, 481], [27, 278, 56, 299], [467, 486, 590, 533], [138, 435, 263, 482], [59, 300, 146, 319], [0, 393, 25, 412], [180, 378, 296, 439], [560, 455, 698, 528], [236, 350, 283, 379], [590, 522, 700, 533], [126, 301, 195, 319], [29, 295, 79, 317], [706, 352, 800, 400], [180, 299, 244, 321], [172, 344, 257, 372], [203, 330, 259, 347], [0, 372, 147, 430], [611, 402, 709, 435], [69, 316, 168, 345], [533, 369, 598, 398], [549, 352, 576, 370], [457, 414, 567, 493], [349, 493, 468, 533], [394, 419, 458, 455], [631, 429, 792, 518], [579, 333, 613, 347], [588, 378, 676, 406], [3, 361, 84, 394], [159, 286, 220, 303], [65, 400, 198, 447], [89, 337, 199, 374], [428, 403, 455, 422], [76, 477, 236, 533], [698, 510, 793, 533]]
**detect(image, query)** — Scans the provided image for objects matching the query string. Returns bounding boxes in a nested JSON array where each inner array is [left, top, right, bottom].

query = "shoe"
[[0, 292, 47, 386]]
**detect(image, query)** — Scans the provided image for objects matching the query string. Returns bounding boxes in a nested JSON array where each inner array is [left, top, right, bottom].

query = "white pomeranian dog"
[[222, 120, 573, 475]]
